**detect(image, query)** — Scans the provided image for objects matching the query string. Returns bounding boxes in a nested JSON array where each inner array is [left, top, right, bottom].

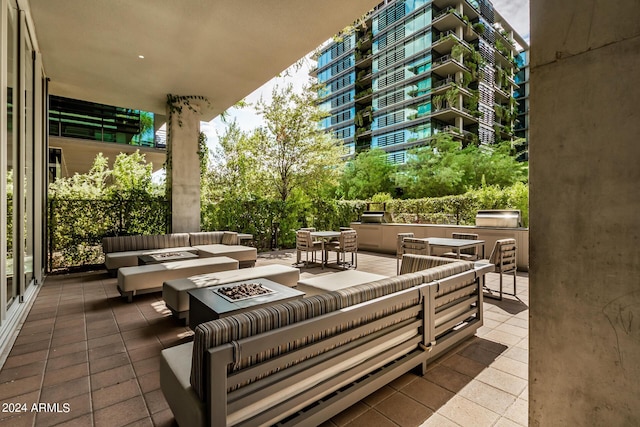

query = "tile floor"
[[0, 250, 529, 427]]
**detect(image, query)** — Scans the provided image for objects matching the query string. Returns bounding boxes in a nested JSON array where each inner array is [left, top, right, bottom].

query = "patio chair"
[[396, 232, 414, 274], [295, 230, 322, 267], [399, 237, 430, 275], [442, 232, 480, 261], [483, 238, 517, 300], [324, 229, 358, 269]]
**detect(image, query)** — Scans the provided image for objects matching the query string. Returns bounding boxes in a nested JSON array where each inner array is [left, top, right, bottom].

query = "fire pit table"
[[138, 250, 198, 265], [187, 278, 305, 329]]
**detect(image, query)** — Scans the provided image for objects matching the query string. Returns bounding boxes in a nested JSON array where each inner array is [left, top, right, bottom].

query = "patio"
[[0, 250, 528, 427]]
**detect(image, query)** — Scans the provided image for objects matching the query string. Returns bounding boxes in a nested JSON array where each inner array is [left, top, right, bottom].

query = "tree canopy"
[[205, 83, 344, 205], [48, 150, 162, 199], [397, 134, 528, 198], [338, 148, 396, 200]]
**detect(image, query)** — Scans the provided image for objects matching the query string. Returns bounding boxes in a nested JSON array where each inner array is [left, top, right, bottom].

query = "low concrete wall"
[[350, 222, 529, 271]]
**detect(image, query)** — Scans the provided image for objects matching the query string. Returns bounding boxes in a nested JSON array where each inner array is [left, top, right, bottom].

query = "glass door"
[[5, 0, 18, 308], [22, 15, 34, 290]]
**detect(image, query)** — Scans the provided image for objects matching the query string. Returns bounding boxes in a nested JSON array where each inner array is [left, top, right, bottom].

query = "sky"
[[199, 0, 530, 152]]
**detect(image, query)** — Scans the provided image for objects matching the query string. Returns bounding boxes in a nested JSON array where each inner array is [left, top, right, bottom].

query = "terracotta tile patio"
[[0, 250, 529, 427]]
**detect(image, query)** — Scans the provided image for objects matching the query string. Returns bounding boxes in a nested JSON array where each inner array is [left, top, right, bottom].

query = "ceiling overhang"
[[28, 0, 380, 121]]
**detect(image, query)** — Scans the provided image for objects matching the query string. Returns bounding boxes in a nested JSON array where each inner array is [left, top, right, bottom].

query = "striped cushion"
[[102, 233, 189, 253], [221, 231, 239, 245], [190, 277, 423, 400], [418, 260, 473, 283], [189, 232, 224, 246], [399, 254, 459, 275]]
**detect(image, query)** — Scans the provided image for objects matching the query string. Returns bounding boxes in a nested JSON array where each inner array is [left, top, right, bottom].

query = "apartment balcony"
[[355, 52, 373, 69], [431, 31, 473, 56], [431, 78, 474, 97], [431, 54, 469, 77], [494, 27, 519, 55], [432, 0, 480, 20], [494, 48, 516, 69], [494, 85, 512, 102], [432, 8, 464, 32], [431, 104, 479, 126], [354, 89, 373, 104]]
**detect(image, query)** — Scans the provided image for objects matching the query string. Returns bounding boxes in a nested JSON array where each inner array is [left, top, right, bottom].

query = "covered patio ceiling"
[[28, 0, 380, 120]]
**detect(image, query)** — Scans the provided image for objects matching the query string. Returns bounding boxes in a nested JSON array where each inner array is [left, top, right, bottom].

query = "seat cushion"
[[118, 256, 238, 294], [193, 244, 257, 262], [296, 270, 388, 296], [163, 264, 300, 314], [160, 342, 205, 427], [189, 231, 224, 246]]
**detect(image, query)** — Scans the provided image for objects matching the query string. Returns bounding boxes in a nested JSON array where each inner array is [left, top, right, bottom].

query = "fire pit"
[[213, 282, 276, 302]]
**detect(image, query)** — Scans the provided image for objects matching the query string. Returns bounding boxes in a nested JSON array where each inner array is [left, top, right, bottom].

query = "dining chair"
[[443, 232, 480, 260], [483, 238, 517, 300], [295, 230, 322, 267], [400, 237, 430, 275], [396, 232, 414, 274], [325, 230, 358, 269]]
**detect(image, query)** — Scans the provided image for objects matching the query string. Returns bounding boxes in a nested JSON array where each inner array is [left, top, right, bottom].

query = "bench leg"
[[117, 285, 134, 303]]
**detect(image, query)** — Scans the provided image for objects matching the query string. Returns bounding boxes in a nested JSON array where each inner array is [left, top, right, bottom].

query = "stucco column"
[[530, 1, 640, 425], [166, 96, 202, 232]]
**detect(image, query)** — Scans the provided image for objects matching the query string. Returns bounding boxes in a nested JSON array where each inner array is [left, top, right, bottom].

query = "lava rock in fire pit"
[[216, 283, 274, 300]]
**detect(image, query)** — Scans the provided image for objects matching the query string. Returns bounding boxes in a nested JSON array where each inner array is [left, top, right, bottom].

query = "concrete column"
[[530, 1, 640, 425], [166, 97, 202, 233]]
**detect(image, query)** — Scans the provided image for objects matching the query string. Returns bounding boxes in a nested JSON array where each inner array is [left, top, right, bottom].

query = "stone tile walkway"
[[0, 250, 528, 426]]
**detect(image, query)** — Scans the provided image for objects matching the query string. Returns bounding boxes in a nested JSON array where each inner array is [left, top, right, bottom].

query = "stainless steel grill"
[[360, 211, 388, 223], [475, 210, 522, 228]]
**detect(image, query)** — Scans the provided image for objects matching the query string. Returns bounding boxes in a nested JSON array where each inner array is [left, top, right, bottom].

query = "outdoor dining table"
[[418, 237, 485, 259], [310, 230, 341, 269]]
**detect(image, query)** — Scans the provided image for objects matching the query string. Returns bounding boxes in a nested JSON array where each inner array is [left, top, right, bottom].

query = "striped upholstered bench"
[[102, 231, 244, 275], [160, 256, 488, 427], [103, 233, 193, 275]]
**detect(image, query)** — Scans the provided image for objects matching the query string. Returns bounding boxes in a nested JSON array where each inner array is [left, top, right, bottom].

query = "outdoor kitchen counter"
[[350, 222, 529, 271]]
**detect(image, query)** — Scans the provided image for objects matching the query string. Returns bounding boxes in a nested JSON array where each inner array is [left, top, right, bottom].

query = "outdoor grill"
[[475, 210, 522, 228], [360, 211, 388, 223]]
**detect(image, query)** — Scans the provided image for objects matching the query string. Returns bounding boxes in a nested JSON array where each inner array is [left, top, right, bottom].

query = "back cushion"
[[189, 231, 224, 246], [102, 233, 189, 253], [221, 231, 239, 245], [399, 254, 458, 275]]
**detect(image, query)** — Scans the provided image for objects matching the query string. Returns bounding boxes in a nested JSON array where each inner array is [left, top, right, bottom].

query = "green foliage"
[[199, 131, 209, 176], [253, 83, 344, 203], [48, 152, 167, 269], [397, 134, 528, 198], [338, 149, 396, 200], [48, 196, 169, 270], [201, 195, 366, 250], [384, 183, 529, 227]]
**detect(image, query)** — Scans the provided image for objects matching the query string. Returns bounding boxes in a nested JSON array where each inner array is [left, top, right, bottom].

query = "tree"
[[397, 133, 527, 198], [250, 83, 343, 203], [203, 121, 260, 202], [48, 150, 162, 198], [339, 148, 396, 199]]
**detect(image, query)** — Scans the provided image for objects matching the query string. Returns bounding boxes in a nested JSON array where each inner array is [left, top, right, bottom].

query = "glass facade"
[[49, 96, 161, 148], [1, 0, 46, 333], [316, 0, 525, 164]]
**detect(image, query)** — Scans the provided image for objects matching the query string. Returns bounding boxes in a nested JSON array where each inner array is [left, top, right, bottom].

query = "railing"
[[433, 77, 455, 89], [433, 7, 460, 21]]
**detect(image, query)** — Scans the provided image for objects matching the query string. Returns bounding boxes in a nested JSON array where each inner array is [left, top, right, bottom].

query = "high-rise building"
[[314, 0, 529, 163]]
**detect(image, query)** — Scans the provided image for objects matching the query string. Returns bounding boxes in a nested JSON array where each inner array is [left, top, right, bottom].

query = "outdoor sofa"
[[102, 231, 256, 275], [160, 254, 490, 426]]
